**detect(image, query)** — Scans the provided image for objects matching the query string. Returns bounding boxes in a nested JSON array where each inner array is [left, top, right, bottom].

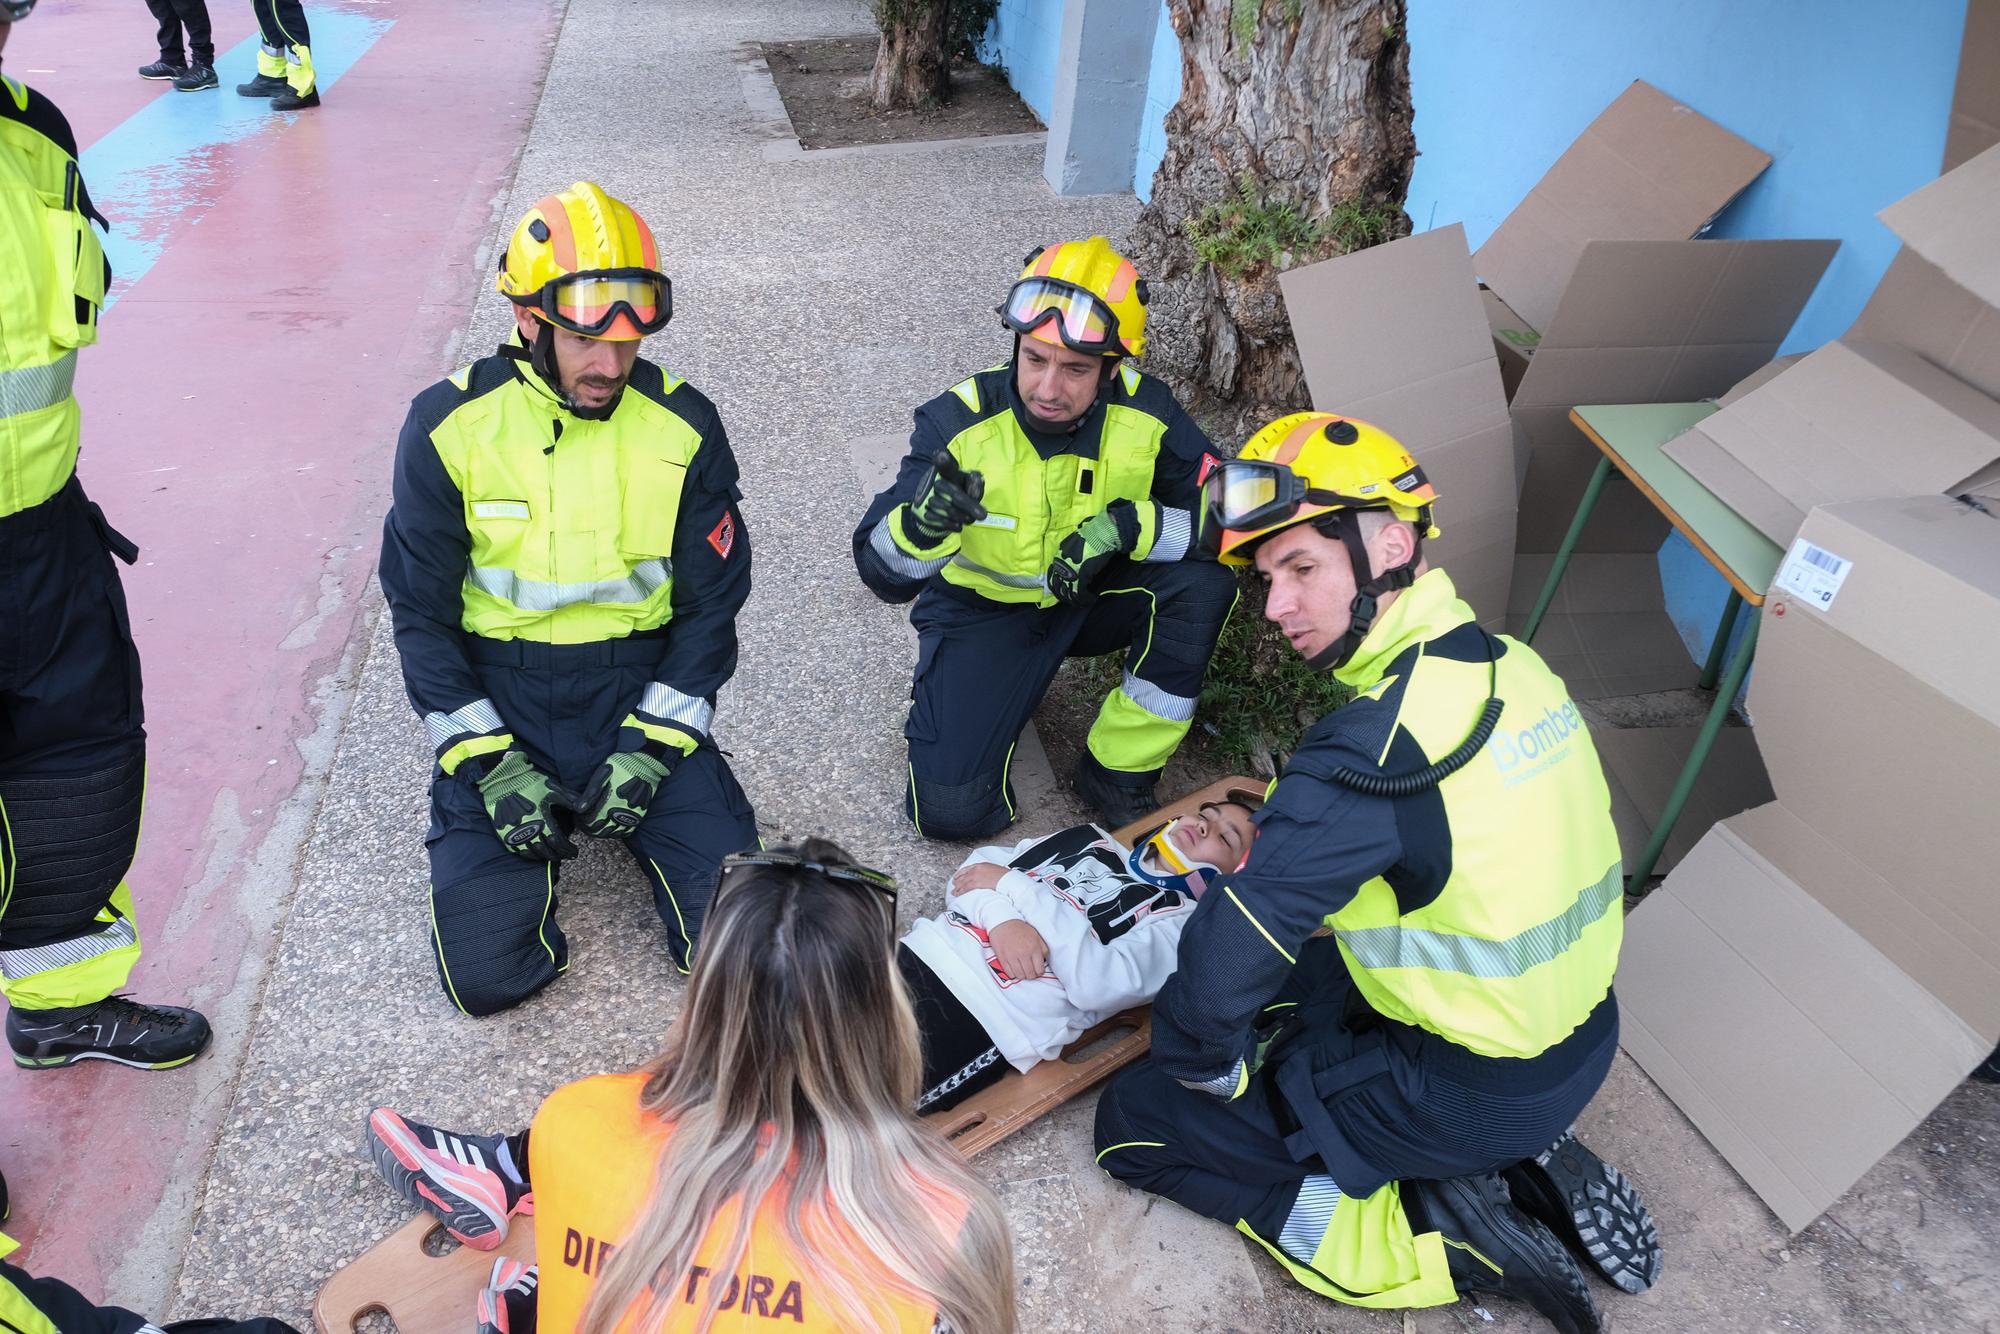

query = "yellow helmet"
[[496, 182, 670, 342], [1207, 412, 1439, 567], [999, 237, 1148, 358]]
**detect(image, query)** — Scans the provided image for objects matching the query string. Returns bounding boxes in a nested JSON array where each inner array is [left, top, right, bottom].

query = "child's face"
[[1169, 803, 1256, 870]]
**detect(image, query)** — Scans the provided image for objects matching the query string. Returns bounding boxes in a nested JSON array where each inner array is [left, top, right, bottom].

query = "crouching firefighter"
[[379, 182, 758, 1017], [1093, 414, 1663, 1332], [0, 2, 213, 1074], [852, 237, 1236, 837]]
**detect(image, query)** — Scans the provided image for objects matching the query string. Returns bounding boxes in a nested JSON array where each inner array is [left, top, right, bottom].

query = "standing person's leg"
[[904, 590, 1071, 841], [239, 0, 292, 97], [140, 0, 187, 78], [0, 485, 210, 1068], [266, 0, 318, 103], [174, 0, 215, 67], [623, 743, 757, 974], [425, 771, 569, 1018], [1066, 558, 1237, 824]]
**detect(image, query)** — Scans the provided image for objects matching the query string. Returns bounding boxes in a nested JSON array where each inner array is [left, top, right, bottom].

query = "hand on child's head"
[[952, 862, 1007, 893]]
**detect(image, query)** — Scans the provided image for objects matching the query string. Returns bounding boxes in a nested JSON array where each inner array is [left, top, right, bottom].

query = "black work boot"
[[6, 995, 212, 1071], [173, 63, 219, 92], [1072, 751, 1159, 831], [1504, 1128, 1662, 1294], [1405, 1172, 1601, 1334], [138, 60, 186, 81], [271, 86, 321, 110], [236, 73, 290, 97]]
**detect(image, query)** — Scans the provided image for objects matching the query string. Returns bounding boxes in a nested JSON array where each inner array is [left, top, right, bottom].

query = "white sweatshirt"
[[900, 823, 1198, 1072]]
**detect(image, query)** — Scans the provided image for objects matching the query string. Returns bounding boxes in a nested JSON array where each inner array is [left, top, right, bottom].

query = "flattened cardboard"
[[1618, 805, 1990, 1232], [1507, 553, 1695, 701], [1510, 238, 1837, 552], [1878, 142, 2000, 311], [1946, 0, 2000, 171], [1473, 80, 1772, 334], [1281, 225, 1518, 625], [1480, 286, 1537, 402], [1662, 338, 2000, 545], [1714, 353, 1804, 409], [1594, 725, 1772, 875]]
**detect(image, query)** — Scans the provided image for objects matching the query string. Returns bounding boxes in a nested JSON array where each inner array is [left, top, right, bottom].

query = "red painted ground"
[[1, 0, 564, 1289]]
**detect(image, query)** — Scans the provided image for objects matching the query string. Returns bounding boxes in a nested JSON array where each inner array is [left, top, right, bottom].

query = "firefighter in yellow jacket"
[[0, 0, 212, 1104], [1095, 414, 1661, 1332], [852, 238, 1236, 838]]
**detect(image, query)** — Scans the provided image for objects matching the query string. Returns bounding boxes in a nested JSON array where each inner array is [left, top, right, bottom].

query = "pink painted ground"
[[2, 0, 563, 1286]]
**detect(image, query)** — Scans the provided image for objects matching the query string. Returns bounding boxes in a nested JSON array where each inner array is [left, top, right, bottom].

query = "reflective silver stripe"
[[1278, 1174, 1342, 1261], [0, 349, 77, 421], [0, 915, 139, 981], [423, 697, 505, 748], [868, 515, 951, 581], [465, 558, 670, 612], [1123, 672, 1198, 722], [1334, 863, 1623, 979], [950, 554, 1047, 592], [638, 683, 714, 736], [1178, 1057, 1243, 1098], [1142, 506, 1193, 563]]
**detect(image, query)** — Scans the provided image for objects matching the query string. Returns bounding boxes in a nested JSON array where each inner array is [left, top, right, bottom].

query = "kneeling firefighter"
[[851, 237, 1237, 837], [1093, 413, 1662, 1331], [379, 182, 758, 1017]]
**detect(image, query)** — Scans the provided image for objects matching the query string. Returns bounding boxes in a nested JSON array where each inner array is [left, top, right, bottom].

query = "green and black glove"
[[476, 750, 578, 861], [578, 714, 695, 838], [1046, 498, 1151, 605], [901, 450, 988, 546]]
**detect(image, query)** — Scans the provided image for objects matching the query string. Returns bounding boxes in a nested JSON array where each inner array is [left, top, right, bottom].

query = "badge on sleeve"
[[1197, 452, 1221, 484], [707, 511, 737, 559]]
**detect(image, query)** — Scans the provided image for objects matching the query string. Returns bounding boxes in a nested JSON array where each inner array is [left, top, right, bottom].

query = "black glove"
[[902, 450, 987, 545], [475, 750, 578, 861], [1046, 499, 1146, 605]]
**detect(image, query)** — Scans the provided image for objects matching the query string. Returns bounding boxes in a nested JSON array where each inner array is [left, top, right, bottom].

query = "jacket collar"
[[1332, 568, 1478, 689]]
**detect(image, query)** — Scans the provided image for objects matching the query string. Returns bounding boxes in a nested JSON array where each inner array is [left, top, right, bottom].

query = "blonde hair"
[[578, 839, 1016, 1334]]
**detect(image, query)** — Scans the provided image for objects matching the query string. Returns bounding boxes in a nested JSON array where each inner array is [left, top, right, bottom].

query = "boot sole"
[[1508, 1138, 1663, 1294], [366, 1110, 509, 1250], [11, 1046, 205, 1071]]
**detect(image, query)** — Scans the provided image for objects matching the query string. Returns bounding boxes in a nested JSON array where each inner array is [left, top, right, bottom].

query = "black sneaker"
[[236, 73, 291, 97], [271, 87, 321, 110], [1072, 751, 1159, 831], [138, 60, 186, 81], [1504, 1129, 1662, 1295], [173, 64, 218, 92], [478, 1259, 538, 1334], [366, 1108, 533, 1251], [5, 995, 212, 1071], [1407, 1172, 1602, 1334]]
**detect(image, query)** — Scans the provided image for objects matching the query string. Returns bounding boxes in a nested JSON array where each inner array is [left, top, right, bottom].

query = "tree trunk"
[[1129, 0, 1415, 447], [868, 0, 953, 111]]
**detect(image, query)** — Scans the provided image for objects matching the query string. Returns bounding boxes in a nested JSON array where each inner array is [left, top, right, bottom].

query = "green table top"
[[1571, 402, 1785, 603]]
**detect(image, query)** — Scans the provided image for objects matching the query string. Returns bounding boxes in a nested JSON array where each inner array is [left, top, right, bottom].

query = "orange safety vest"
[[530, 1072, 959, 1332]]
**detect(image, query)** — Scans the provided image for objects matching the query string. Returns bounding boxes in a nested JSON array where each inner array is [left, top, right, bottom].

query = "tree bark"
[[1128, 0, 1415, 446], [868, 0, 953, 111]]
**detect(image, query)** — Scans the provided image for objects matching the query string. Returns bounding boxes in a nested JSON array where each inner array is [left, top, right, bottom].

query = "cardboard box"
[[1618, 494, 2000, 1230], [1280, 225, 1518, 627], [1480, 286, 1538, 402], [1509, 238, 1836, 551], [1663, 338, 2000, 545], [1507, 552, 1698, 701], [1946, 0, 2000, 172], [1473, 80, 1773, 335]]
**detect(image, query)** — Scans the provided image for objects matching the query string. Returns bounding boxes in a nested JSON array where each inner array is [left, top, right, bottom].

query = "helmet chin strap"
[[506, 318, 623, 421], [1304, 510, 1421, 673]]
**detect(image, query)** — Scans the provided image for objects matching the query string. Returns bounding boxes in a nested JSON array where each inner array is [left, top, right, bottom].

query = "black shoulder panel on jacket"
[[1, 82, 80, 159]]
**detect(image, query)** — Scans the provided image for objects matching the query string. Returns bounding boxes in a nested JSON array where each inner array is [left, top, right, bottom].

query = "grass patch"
[[1196, 570, 1353, 770], [1184, 176, 1398, 278]]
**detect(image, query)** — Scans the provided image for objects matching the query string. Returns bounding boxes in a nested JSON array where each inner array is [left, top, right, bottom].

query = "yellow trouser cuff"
[[440, 732, 513, 777], [1087, 686, 1192, 773], [1235, 1183, 1456, 1309], [0, 884, 142, 1011], [287, 44, 317, 94], [257, 48, 288, 77]]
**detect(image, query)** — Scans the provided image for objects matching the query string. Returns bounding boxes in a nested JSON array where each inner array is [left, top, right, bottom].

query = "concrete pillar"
[[1042, 0, 1162, 195]]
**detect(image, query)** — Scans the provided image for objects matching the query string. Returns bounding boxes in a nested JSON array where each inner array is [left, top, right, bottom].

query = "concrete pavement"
[[8, 0, 1995, 1328]]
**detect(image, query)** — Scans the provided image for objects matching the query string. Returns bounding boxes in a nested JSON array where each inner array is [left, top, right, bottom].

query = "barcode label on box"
[[1774, 539, 1852, 611]]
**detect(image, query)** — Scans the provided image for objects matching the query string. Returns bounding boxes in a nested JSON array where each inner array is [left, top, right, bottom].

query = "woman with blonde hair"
[[371, 840, 1017, 1333]]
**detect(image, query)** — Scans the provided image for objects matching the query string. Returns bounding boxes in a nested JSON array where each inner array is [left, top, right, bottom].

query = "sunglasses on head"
[[719, 851, 900, 941]]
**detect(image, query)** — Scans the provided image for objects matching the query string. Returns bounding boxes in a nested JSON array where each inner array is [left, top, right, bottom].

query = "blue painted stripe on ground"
[[80, 11, 394, 307]]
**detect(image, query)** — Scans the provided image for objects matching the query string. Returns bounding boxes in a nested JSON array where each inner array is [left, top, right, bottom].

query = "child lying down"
[[364, 801, 1258, 1252]]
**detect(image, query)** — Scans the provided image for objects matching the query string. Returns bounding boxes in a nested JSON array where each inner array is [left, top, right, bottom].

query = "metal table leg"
[[1627, 612, 1760, 896], [1522, 454, 1613, 645], [1697, 589, 1743, 691]]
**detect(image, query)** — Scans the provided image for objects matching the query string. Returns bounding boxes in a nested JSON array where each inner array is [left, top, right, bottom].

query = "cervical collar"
[[1127, 818, 1221, 895]]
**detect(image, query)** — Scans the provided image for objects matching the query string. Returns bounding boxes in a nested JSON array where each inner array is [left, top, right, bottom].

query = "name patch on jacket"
[[473, 500, 530, 520]]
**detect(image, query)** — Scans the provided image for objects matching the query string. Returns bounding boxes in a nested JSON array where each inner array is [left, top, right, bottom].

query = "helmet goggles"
[[512, 267, 672, 340], [1000, 277, 1125, 356], [1203, 458, 1378, 536]]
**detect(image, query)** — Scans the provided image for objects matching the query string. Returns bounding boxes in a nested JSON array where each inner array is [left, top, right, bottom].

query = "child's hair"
[[579, 838, 1017, 1334]]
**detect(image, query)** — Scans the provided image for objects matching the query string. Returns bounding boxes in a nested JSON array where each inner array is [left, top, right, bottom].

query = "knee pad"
[[0, 749, 144, 942], [907, 767, 1013, 842], [430, 866, 567, 1018]]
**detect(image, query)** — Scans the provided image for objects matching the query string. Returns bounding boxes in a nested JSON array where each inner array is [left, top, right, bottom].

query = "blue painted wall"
[[980, 0, 1064, 125], [1133, 1, 1180, 202]]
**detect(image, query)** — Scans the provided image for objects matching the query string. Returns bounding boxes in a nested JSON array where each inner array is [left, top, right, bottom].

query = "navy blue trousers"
[[426, 637, 757, 1017]]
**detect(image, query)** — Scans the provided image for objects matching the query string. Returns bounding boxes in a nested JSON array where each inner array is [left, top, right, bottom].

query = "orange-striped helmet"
[[496, 182, 670, 341], [1207, 412, 1439, 566], [999, 237, 1148, 358]]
